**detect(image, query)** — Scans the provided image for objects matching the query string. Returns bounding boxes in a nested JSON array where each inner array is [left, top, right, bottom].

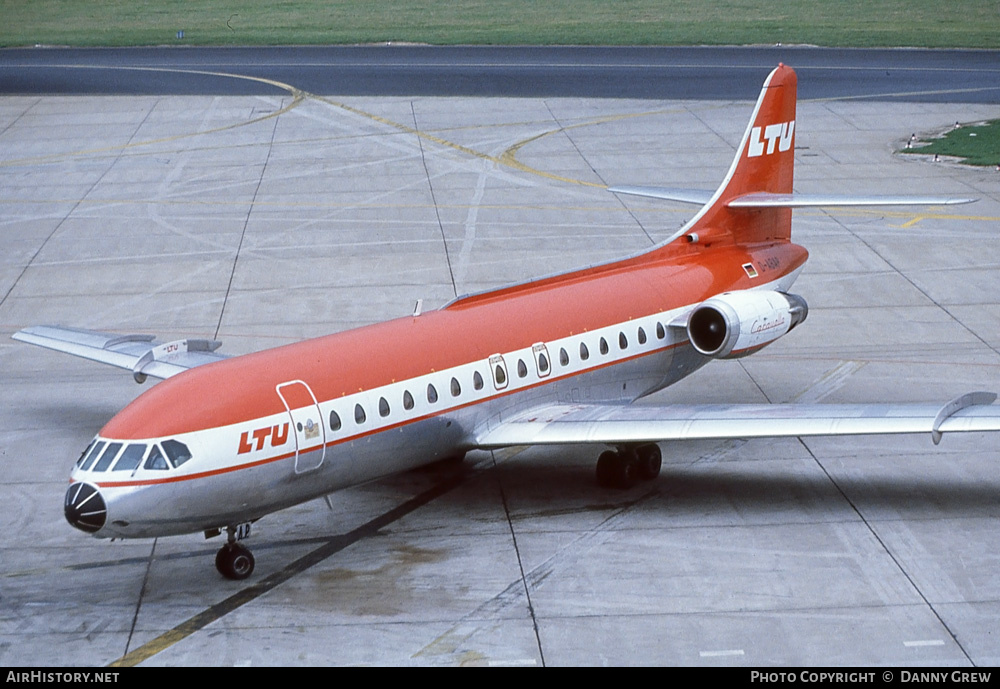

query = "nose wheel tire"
[[216, 542, 255, 580]]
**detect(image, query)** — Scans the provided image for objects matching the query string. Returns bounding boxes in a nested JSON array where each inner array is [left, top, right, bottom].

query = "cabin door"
[[276, 380, 326, 474]]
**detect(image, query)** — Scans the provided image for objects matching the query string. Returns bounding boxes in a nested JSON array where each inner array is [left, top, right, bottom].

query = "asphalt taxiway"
[[1, 52, 999, 666], [3, 46, 1000, 101]]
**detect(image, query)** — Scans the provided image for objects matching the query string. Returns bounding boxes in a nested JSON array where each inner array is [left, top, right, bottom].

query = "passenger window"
[[93, 442, 123, 472], [619, 332, 628, 350], [656, 322, 665, 339], [355, 404, 366, 424], [599, 337, 609, 355], [80, 440, 106, 470], [494, 364, 506, 386], [330, 410, 342, 431], [144, 445, 169, 470], [427, 384, 438, 404], [451, 377, 461, 397], [559, 348, 569, 366], [379, 397, 390, 417], [580, 342, 589, 360], [473, 371, 484, 391], [113, 444, 146, 472], [538, 352, 549, 373], [403, 390, 414, 410], [517, 359, 527, 378], [162, 439, 192, 468], [638, 327, 647, 345]]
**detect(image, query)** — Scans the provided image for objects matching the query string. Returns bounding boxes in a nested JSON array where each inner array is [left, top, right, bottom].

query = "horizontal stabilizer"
[[609, 186, 976, 208], [607, 185, 713, 205], [727, 193, 977, 208], [475, 395, 1000, 448], [12, 325, 227, 382]]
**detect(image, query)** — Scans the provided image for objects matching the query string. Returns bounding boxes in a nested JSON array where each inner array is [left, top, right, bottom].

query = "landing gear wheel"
[[612, 449, 638, 489], [636, 444, 662, 481], [596, 450, 618, 488], [216, 542, 255, 580], [596, 449, 638, 489]]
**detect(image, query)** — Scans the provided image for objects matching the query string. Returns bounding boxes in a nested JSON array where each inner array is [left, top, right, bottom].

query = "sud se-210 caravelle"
[[15, 65, 1000, 580]]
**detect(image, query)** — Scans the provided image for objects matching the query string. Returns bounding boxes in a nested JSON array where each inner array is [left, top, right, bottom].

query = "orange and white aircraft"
[[14, 64, 1000, 580]]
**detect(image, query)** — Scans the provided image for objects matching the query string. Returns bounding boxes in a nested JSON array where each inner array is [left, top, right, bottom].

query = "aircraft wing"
[[12, 325, 227, 382], [475, 393, 1000, 448]]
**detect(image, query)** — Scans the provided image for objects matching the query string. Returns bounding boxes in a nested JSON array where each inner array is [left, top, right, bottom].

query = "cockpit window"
[[75, 440, 95, 468], [144, 444, 170, 471], [79, 440, 106, 470], [113, 444, 147, 472], [162, 439, 192, 468], [93, 443, 123, 472]]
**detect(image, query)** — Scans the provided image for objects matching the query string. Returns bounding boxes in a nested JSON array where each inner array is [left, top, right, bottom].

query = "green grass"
[[1, 0, 999, 48], [903, 120, 1000, 166]]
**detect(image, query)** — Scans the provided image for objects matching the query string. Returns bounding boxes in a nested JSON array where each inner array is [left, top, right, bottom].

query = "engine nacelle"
[[687, 290, 808, 359]]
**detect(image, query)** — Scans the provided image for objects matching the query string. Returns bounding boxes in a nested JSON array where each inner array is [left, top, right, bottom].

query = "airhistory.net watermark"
[[6, 672, 120, 684]]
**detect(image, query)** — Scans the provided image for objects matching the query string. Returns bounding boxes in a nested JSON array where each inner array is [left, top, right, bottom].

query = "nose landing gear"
[[595, 443, 662, 489], [214, 524, 255, 580], [216, 542, 255, 580]]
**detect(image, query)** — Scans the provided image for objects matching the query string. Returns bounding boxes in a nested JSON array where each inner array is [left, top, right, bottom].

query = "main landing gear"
[[215, 524, 255, 580], [595, 444, 662, 489]]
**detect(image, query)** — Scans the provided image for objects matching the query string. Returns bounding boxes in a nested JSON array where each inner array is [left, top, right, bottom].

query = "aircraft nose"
[[64, 482, 107, 533]]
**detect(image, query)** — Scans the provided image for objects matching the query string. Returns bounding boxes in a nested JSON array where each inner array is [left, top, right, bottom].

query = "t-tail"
[[610, 63, 974, 250], [682, 62, 797, 246]]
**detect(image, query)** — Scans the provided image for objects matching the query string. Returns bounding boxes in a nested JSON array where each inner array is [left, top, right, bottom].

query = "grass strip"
[[2, 0, 999, 48], [903, 120, 1000, 166]]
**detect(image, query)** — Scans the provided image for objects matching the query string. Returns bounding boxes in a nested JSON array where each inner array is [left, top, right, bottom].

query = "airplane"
[[13, 64, 1000, 581]]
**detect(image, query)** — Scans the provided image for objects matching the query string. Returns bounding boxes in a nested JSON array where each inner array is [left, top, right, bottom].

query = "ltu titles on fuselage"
[[238, 422, 290, 454]]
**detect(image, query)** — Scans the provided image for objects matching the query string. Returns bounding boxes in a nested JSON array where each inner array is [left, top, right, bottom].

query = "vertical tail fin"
[[609, 65, 797, 250], [687, 63, 797, 245], [612, 64, 971, 256]]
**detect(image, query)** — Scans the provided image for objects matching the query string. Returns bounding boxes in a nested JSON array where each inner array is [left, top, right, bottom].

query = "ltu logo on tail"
[[748, 121, 794, 157]]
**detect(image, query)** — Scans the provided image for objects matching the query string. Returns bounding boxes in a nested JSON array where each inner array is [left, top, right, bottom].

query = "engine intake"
[[687, 290, 808, 359]]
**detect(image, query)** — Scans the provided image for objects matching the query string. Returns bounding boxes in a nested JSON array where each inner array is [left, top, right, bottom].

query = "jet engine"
[[687, 290, 808, 359]]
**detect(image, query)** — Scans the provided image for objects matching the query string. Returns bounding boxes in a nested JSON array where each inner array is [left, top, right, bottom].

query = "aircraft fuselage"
[[68, 242, 808, 539]]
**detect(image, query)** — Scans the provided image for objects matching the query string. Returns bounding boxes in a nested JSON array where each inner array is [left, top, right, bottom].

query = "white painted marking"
[[488, 658, 538, 666], [699, 649, 745, 658], [453, 158, 491, 286], [791, 360, 867, 403], [694, 438, 748, 465], [904, 639, 945, 647]]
